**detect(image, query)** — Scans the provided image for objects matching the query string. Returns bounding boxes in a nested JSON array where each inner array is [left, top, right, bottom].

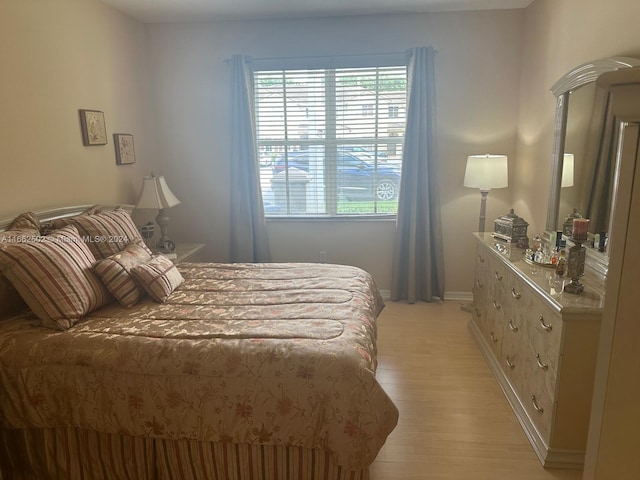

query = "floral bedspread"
[[0, 263, 398, 469]]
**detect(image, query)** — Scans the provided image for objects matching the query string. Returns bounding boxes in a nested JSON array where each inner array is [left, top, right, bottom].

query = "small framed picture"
[[114, 133, 136, 165], [79, 109, 107, 146]]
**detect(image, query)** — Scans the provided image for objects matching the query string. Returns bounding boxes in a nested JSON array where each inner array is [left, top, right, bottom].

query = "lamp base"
[[478, 189, 489, 233], [155, 208, 176, 252]]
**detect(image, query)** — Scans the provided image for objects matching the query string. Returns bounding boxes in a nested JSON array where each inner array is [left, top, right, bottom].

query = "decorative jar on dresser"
[[469, 233, 604, 469]]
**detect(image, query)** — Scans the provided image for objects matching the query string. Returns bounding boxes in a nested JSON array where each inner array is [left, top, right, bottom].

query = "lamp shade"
[[463, 154, 509, 190], [136, 173, 181, 210], [561, 153, 575, 187]]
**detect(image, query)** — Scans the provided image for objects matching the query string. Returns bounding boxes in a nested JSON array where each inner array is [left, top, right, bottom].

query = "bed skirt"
[[0, 428, 370, 480]]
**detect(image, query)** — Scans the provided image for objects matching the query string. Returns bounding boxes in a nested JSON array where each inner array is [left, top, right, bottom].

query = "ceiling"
[[99, 0, 534, 23]]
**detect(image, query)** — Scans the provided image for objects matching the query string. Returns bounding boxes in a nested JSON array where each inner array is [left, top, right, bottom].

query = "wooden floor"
[[370, 300, 584, 480]]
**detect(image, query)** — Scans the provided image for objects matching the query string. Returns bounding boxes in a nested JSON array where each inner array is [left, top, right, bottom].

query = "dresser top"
[[474, 233, 605, 314]]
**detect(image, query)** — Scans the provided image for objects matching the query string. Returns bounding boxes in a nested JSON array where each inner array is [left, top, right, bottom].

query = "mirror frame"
[[545, 57, 640, 277]]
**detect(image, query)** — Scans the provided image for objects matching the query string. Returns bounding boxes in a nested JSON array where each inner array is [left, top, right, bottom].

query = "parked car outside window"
[[272, 150, 400, 201]]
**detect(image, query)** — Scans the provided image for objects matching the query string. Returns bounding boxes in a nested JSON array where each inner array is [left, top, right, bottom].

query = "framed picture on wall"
[[79, 109, 107, 146], [114, 133, 136, 165]]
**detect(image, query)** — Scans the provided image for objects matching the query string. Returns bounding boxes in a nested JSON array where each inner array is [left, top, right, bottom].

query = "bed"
[[0, 205, 398, 480]]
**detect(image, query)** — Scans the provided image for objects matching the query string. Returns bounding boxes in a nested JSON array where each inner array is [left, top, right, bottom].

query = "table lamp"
[[136, 172, 181, 252], [562, 153, 575, 187], [464, 154, 509, 233]]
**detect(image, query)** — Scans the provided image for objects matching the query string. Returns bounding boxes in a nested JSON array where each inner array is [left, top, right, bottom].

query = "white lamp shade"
[[136, 174, 181, 210], [463, 154, 509, 190], [561, 153, 575, 187]]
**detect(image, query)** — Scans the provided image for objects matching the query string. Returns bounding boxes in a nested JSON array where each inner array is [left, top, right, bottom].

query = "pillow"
[[0, 218, 41, 318], [8, 211, 40, 232], [130, 255, 184, 303], [66, 208, 149, 260], [93, 242, 152, 308], [0, 225, 111, 330], [41, 204, 103, 234]]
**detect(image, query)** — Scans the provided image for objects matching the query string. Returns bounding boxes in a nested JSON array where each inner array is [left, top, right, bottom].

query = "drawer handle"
[[493, 300, 501, 311], [508, 319, 519, 332], [531, 395, 544, 413], [535, 353, 549, 370], [505, 355, 515, 369], [511, 288, 521, 300], [494, 271, 503, 281], [476, 279, 484, 289], [478, 255, 485, 263], [538, 315, 552, 331], [490, 332, 498, 343]]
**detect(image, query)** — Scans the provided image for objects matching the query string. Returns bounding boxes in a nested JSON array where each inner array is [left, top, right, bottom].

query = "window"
[[388, 105, 400, 118], [254, 65, 407, 217]]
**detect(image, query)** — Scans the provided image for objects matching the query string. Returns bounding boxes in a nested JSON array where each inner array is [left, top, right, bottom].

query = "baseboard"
[[379, 289, 391, 300], [444, 291, 473, 302], [379, 291, 473, 303]]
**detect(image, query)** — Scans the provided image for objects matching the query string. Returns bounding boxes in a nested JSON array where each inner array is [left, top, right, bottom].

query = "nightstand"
[[172, 243, 206, 263]]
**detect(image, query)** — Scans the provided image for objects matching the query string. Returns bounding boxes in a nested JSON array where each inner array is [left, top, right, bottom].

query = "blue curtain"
[[391, 47, 445, 302], [229, 55, 271, 262]]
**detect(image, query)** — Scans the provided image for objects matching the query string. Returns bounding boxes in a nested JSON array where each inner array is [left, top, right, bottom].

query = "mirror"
[[545, 57, 640, 276]]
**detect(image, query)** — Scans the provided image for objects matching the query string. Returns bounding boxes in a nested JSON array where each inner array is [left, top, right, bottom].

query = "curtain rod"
[[223, 48, 437, 64]]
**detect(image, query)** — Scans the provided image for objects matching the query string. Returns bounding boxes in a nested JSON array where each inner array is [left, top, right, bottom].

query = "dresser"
[[469, 233, 604, 469]]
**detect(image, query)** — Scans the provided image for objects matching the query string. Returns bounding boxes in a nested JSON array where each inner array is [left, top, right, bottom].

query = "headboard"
[[0, 204, 134, 232], [0, 204, 134, 318]]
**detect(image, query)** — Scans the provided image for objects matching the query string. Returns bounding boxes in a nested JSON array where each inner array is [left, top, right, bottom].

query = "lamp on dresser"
[[136, 172, 181, 252], [464, 154, 509, 232], [562, 153, 575, 187]]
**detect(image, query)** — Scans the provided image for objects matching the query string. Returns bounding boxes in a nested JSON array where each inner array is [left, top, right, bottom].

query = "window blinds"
[[255, 65, 407, 217]]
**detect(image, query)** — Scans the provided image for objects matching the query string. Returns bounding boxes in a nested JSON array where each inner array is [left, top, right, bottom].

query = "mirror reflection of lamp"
[[562, 153, 575, 187], [464, 154, 509, 233], [135, 172, 181, 252]]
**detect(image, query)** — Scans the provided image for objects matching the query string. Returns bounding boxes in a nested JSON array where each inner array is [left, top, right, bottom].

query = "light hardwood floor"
[[370, 300, 584, 480]]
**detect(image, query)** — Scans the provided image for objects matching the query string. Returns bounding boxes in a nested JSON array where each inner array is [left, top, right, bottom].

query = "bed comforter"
[[0, 262, 398, 471]]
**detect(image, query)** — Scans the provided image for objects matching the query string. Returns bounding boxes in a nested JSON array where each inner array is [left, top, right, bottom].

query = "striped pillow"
[[68, 208, 149, 260], [0, 226, 111, 330], [0, 224, 41, 318], [130, 255, 184, 303], [93, 242, 152, 308]]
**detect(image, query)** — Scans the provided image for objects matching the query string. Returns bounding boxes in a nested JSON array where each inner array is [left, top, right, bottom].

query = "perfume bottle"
[[555, 249, 567, 277], [551, 249, 567, 293], [532, 234, 542, 252]]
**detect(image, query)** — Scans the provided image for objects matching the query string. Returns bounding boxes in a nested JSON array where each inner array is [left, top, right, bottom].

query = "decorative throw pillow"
[[67, 208, 149, 260], [0, 222, 41, 318], [93, 242, 152, 308], [0, 225, 111, 330], [130, 255, 184, 303]]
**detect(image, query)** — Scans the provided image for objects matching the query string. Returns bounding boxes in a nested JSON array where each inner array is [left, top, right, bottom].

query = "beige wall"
[[146, 10, 524, 293], [0, 0, 155, 220], [8, 0, 638, 297], [513, 0, 640, 234]]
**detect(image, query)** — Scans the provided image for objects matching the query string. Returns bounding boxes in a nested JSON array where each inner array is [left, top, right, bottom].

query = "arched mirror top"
[[550, 57, 640, 97], [545, 57, 640, 278]]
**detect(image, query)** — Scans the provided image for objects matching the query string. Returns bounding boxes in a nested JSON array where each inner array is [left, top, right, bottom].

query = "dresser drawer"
[[522, 338, 560, 438], [522, 384, 555, 441], [506, 274, 563, 357], [472, 300, 502, 359]]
